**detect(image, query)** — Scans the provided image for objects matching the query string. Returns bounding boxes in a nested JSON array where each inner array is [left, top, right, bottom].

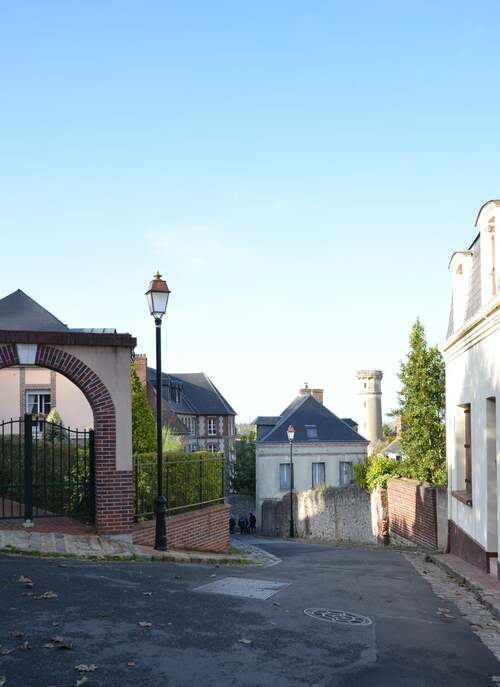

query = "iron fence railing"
[[134, 453, 224, 521], [0, 415, 94, 521]]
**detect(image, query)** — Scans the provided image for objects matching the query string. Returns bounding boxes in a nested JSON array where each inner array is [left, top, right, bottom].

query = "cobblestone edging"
[[0, 529, 135, 559], [232, 542, 282, 567], [405, 551, 500, 665]]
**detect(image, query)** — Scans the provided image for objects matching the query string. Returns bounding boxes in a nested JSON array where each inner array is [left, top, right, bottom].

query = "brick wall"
[[133, 503, 230, 553], [387, 478, 437, 548]]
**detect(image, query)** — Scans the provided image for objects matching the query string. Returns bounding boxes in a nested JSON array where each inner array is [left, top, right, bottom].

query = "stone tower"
[[356, 370, 383, 447]]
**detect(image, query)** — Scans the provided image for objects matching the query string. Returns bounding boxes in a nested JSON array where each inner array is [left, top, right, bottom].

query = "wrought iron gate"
[[0, 414, 95, 522]]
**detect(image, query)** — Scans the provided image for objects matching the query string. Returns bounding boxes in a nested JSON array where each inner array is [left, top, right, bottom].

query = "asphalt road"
[[0, 538, 498, 686]]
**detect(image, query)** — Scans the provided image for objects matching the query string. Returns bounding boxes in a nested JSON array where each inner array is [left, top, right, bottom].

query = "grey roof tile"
[[0, 290, 68, 332], [259, 395, 368, 444], [147, 368, 236, 416]]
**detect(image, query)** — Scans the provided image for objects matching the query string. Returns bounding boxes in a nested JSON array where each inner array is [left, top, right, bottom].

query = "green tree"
[[233, 430, 256, 495], [397, 318, 446, 484], [45, 408, 65, 440], [131, 360, 156, 454]]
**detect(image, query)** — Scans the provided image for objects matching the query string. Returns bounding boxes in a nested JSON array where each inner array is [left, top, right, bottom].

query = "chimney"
[[299, 383, 324, 405], [135, 354, 147, 386]]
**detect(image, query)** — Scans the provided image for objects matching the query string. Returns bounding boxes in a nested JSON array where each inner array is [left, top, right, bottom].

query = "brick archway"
[[0, 342, 133, 534]]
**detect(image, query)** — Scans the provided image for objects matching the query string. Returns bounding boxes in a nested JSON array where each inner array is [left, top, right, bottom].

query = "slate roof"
[[383, 437, 402, 456], [0, 290, 117, 334], [147, 368, 236, 416], [0, 290, 68, 332], [341, 418, 358, 430], [257, 395, 368, 444], [447, 234, 482, 339]]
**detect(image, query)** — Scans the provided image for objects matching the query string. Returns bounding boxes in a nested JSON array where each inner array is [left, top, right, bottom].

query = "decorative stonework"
[[16, 343, 37, 365]]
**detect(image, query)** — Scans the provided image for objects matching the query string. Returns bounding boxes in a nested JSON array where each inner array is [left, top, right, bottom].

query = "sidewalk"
[[429, 552, 500, 622], [0, 528, 279, 566]]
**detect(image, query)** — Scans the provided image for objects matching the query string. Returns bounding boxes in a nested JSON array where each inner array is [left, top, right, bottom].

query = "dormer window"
[[305, 425, 318, 440]]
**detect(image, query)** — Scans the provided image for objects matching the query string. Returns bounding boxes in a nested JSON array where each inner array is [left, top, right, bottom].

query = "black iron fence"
[[0, 415, 95, 521], [134, 451, 224, 521]]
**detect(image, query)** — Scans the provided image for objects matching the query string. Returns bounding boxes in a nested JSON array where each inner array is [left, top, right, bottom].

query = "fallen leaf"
[[209, 574, 217, 578], [138, 622, 152, 628], [18, 576, 32, 584], [44, 643, 56, 649], [58, 563, 68, 568], [273, 602, 280, 607], [35, 591, 58, 600], [17, 641, 30, 651], [48, 636, 73, 650], [75, 664, 97, 672], [21, 592, 34, 597], [143, 592, 152, 597], [76, 677, 89, 686], [0, 676, 5, 687], [0, 648, 13, 656], [238, 638, 253, 645], [127, 662, 136, 667]]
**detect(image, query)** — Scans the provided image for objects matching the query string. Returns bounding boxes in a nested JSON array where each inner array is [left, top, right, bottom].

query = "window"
[[207, 443, 218, 454], [26, 390, 51, 416], [312, 462, 325, 488], [339, 461, 353, 485], [207, 418, 217, 436], [464, 404, 472, 493], [279, 463, 291, 490], [305, 425, 318, 440]]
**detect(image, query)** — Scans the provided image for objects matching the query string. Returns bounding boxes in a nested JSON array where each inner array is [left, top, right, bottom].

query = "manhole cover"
[[304, 608, 372, 626], [194, 577, 289, 600]]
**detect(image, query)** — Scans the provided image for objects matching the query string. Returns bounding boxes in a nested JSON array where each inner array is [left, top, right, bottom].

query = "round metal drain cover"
[[304, 608, 372, 626]]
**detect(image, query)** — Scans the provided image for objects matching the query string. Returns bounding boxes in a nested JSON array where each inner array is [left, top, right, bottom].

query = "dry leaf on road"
[[0, 675, 6, 686], [35, 592, 58, 600], [76, 677, 89, 686], [138, 621, 152, 628], [238, 638, 253, 645], [75, 664, 97, 672]]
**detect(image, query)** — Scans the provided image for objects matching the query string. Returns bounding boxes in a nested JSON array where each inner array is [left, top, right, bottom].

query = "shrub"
[[134, 450, 224, 520], [354, 455, 403, 491]]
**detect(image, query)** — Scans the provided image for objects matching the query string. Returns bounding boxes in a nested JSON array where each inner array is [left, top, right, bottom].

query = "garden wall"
[[387, 478, 447, 549], [132, 502, 230, 553], [260, 485, 383, 544], [227, 494, 256, 520]]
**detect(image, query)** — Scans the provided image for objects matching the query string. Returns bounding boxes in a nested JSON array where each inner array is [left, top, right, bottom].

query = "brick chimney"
[[299, 383, 324, 404], [134, 354, 147, 386]]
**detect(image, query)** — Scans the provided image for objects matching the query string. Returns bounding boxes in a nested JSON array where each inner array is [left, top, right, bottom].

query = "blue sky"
[[1, 1, 499, 422]]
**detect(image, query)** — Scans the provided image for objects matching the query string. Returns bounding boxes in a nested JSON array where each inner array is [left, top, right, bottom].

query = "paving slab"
[[430, 552, 500, 622]]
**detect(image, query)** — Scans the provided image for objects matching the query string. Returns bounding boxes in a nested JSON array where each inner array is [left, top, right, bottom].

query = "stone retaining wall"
[[132, 503, 230, 553]]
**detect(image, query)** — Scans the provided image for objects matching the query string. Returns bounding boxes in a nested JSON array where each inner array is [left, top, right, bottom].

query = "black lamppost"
[[146, 271, 171, 551], [287, 424, 295, 538]]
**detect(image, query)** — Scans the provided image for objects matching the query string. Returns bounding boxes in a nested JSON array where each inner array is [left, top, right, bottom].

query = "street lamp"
[[287, 424, 295, 538], [146, 271, 171, 550]]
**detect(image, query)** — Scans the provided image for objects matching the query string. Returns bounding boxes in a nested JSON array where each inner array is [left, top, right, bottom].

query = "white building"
[[444, 199, 500, 576], [254, 385, 368, 528]]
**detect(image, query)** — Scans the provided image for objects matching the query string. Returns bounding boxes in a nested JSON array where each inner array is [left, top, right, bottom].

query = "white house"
[[444, 199, 500, 576], [254, 385, 368, 528]]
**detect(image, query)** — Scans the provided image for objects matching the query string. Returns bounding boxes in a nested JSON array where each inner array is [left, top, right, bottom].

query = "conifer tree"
[[397, 319, 446, 484], [131, 361, 156, 454]]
